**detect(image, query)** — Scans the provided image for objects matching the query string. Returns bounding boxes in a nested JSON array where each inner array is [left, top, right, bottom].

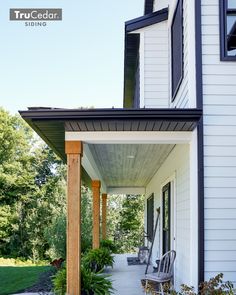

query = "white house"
[[20, 0, 236, 293]]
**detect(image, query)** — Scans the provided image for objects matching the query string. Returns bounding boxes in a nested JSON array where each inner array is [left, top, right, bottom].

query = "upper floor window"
[[171, 0, 183, 101], [220, 0, 236, 60]]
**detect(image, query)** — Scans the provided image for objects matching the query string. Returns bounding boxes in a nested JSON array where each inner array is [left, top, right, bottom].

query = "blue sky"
[[0, 0, 143, 114]]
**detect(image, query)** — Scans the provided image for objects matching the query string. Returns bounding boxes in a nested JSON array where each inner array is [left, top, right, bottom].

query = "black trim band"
[[126, 8, 168, 33]]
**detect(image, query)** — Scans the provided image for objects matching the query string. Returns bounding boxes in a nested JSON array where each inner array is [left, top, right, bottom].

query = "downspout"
[[195, 0, 204, 285]]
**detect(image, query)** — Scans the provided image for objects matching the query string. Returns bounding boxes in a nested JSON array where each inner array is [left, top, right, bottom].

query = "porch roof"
[[19, 107, 202, 162]]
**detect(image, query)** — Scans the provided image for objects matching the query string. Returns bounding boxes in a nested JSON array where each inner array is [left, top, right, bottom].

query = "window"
[[220, 0, 236, 60], [147, 194, 154, 242], [171, 0, 183, 101], [162, 183, 171, 254]]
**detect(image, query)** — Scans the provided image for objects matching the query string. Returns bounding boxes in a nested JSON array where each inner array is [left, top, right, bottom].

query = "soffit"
[[88, 143, 175, 187]]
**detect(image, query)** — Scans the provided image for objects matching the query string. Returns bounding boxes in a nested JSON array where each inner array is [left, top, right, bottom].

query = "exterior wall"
[[139, 21, 169, 108], [145, 144, 192, 289], [140, 0, 196, 108], [153, 0, 168, 12], [169, 0, 196, 108], [202, 0, 236, 285]]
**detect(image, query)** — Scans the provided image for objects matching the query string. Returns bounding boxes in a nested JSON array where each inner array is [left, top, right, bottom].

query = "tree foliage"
[[107, 194, 144, 253], [0, 108, 66, 260], [0, 107, 144, 260]]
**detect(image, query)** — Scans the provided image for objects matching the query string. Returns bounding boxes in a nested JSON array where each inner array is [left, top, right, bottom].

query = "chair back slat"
[[157, 250, 176, 278]]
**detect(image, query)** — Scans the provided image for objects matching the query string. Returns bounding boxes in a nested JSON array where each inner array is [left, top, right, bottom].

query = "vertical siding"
[[202, 0, 236, 284], [145, 145, 191, 289], [143, 22, 169, 108], [171, 0, 190, 108]]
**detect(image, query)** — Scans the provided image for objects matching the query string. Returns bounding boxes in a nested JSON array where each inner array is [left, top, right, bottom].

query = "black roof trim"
[[20, 107, 202, 120], [144, 0, 154, 15], [125, 8, 168, 33]]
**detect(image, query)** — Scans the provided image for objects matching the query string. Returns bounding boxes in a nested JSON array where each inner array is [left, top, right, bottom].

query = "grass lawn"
[[0, 265, 51, 295]]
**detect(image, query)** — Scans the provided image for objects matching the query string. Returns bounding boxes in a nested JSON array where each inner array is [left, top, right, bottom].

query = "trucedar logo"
[[10, 9, 62, 21]]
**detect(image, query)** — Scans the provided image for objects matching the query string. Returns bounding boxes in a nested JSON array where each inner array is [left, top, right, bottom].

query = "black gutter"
[[19, 108, 202, 121], [195, 0, 204, 285], [126, 8, 168, 33], [144, 0, 154, 15]]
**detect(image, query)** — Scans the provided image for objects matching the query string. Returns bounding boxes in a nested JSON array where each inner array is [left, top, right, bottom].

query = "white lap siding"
[[141, 21, 169, 108], [153, 0, 169, 12], [145, 144, 190, 289], [141, 0, 196, 109], [202, 0, 236, 284]]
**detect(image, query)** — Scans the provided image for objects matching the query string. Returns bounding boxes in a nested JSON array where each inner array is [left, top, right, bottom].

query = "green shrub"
[[81, 266, 113, 295], [143, 273, 235, 295], [83, 248, 114, 273], [52, 267, 66, 295], [0, 257, 48, 266], [44, 215, 66, 260], [52, 266, 113, 295], [100, 240, 118, 254]]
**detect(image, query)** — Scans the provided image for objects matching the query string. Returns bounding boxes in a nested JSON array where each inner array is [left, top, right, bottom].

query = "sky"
[[0, 0, 143, 114]]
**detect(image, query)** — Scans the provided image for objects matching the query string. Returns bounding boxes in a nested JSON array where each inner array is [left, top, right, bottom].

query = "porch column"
[[65, 141, 83, 295], [92, 180, 101, 249], [102, 193, 107, 240]]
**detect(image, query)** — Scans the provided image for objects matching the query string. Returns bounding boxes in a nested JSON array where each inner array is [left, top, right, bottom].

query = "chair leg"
[[145, 280, 148, 295], [160, 283, 164, 295]]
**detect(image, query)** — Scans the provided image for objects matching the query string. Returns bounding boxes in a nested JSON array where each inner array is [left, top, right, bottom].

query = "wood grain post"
[[65, 141, 83, 295], [92, 180, 101, 249], [102, 194, 108, 240]]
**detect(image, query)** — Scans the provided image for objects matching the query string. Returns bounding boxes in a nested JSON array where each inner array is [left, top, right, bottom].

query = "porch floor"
[[106, 254, 146, 295]]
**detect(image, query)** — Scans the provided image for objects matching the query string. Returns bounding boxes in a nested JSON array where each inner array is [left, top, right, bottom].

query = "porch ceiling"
[[88, 143, 175, 187]]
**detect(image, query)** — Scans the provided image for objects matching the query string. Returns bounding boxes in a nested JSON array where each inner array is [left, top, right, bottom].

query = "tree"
[[106, 194, 145, 253], [0, 108, 67, 260]]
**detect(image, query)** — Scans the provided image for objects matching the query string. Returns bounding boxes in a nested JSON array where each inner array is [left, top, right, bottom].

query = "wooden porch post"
[[102, 193, 107, 240], [92, 180, 101, 249], [65, 141, 83, 295]]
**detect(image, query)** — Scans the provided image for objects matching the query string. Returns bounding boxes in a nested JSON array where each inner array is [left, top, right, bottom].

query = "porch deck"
[[107, 254, 146, 295]]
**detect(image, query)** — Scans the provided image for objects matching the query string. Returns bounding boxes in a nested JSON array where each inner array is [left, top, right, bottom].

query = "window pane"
[[147, 195, 154, 241], [171, 0, 183, 99], [228, 0, 236, 9], [164, 191, 169, 229], [227, 15, 236, 33], [227, 16, 236, 55]]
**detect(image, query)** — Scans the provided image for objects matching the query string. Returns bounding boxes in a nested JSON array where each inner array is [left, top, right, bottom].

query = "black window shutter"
[[171, 0, 184, 100]]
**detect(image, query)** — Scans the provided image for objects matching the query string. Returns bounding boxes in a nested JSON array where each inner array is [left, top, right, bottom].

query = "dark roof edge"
[[22, 116, 66, 161], [19, 108, 202, 121], [125, 8, 168, 32]]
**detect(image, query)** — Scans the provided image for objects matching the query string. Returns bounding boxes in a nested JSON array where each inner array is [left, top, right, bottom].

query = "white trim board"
[[65, 131, 192, 144], [107, 187, 145, 195], [82, 144, 107, 193]]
